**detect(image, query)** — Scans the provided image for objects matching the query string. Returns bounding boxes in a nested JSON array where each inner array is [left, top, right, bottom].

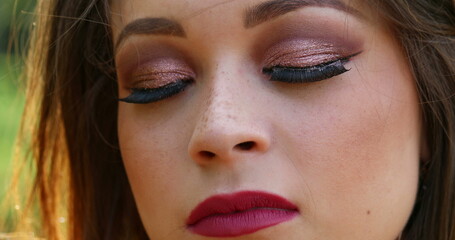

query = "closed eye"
[[118, 79, 193, 104], [263, 52, 361, 83]]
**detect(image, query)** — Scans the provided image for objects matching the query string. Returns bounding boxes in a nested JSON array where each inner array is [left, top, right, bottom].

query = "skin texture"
[[113, 0, 422, 239]]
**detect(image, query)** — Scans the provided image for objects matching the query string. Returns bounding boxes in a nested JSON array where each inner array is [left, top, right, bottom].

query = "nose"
[[187, 74, 271, 166]]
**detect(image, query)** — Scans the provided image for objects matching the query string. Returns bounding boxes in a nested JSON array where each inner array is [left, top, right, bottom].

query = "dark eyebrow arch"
[[115, 18, 186, 51], [244, 0, 362, 28]]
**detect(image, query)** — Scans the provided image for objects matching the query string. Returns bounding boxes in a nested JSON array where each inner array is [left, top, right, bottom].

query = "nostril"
[[199, 151, 216, 158], [235, 141, 255, 151]]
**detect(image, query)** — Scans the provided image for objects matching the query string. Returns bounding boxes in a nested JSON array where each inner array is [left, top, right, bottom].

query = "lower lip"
[[188, 208, 298, 237]]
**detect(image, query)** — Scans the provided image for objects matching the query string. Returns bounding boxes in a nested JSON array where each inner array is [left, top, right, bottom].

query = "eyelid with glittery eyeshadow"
[[118, 57, 195, 104], [261, 37, 362, 83]]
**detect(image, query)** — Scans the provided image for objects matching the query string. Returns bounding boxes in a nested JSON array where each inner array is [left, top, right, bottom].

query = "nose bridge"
[[188, 63, 270, 165], [198, 53, 253, 133], [202, 71, 243, 127]]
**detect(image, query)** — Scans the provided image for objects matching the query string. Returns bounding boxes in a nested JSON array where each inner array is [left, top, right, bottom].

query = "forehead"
[[112, 0, 360, 18], [110, 0, 244, 26], [110, 0, 367, 39]]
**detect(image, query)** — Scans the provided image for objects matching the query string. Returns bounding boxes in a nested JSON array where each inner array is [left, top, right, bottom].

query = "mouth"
[[186, 191, 299, 237]]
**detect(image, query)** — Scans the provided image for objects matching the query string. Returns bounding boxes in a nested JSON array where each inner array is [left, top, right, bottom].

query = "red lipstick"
[[186, 191, 299, 237]]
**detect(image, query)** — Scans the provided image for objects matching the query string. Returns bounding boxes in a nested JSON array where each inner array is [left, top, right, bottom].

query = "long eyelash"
[[119, 80, 192, 104], [263, 53, 360, 83]]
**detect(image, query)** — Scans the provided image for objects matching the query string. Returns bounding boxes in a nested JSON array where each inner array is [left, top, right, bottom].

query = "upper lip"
[[186, 191, 299, 226]]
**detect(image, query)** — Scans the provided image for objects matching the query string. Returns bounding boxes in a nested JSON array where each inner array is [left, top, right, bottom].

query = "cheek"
[[276, 34, 421, 236], [117, 106, 193, 234]]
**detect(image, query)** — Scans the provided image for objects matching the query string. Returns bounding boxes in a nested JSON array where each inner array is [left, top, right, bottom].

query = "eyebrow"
[[244, 0, 361, 28], [115, 0, 361, 50], [115, 18, 186, 50]]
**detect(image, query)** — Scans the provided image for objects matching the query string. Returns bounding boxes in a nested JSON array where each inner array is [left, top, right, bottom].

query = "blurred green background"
[[1, 0, 35, 208]]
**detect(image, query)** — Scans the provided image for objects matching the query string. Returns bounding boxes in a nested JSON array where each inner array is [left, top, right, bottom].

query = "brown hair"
[[4, 0, 455, 239], [376, 1, 455, 239]]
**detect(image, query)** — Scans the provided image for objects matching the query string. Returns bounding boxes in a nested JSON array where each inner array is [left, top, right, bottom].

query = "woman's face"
[[113, 0, 422, 239]]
